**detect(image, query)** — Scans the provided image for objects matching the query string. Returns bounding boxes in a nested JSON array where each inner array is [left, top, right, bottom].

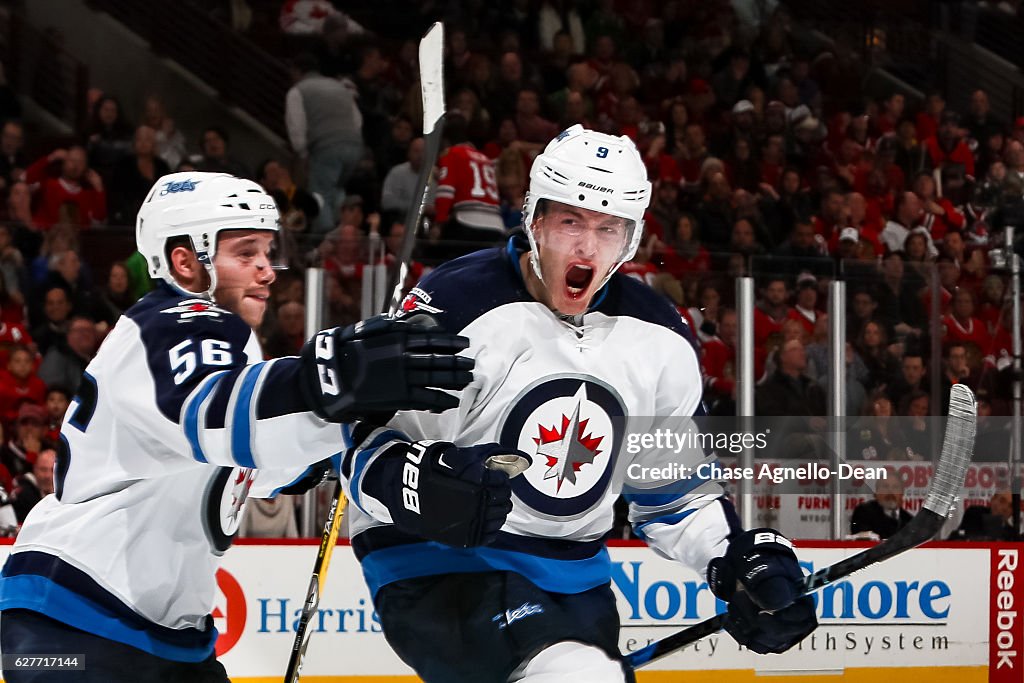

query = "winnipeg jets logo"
[[502, 377, 624, 516], [492, 602, 544, 630], [535, 385, 604, 492], [162, 299, 227, 321], [396, 287, 443, 318], [160, 179, 201, 195]]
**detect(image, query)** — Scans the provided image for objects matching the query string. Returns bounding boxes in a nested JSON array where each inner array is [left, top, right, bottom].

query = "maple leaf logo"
[[533, 387, 604, 492]]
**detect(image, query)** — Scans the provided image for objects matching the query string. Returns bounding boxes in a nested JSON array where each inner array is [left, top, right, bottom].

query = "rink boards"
[[1, 540, 1019, 682]]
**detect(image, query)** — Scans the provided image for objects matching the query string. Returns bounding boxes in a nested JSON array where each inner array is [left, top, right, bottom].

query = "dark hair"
[[201, 126, 229, 148], [290, 52, 319, 74]]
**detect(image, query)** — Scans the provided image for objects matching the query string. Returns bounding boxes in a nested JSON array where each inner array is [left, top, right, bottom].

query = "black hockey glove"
[[707, 528, 817, 654], [367, 441, 529, 548], [300, 315, 474, 422]]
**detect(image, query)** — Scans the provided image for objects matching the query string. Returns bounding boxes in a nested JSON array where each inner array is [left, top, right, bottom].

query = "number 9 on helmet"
[[523, 125, 651, 290]]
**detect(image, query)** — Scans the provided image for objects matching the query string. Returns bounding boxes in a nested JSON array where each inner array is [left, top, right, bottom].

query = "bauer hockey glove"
[[365, 441, 529, 548], [707, 528, 817, 654], [300, 314, 474, 422]]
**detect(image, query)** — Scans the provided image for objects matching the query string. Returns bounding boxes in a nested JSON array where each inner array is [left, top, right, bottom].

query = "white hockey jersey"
[[344, 237, 738, 598], [0, 283, 345, 662]]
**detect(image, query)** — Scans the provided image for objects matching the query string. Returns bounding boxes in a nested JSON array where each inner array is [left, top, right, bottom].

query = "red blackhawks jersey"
[[434, 143, 504, 232]]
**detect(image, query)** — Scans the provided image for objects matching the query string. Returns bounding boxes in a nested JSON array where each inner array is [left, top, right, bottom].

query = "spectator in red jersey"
[[43, 385, 69, 443], [661, 213, 709, 279], [753, 276, 791, 379], [0, 402, 46, 480], [812, 189, 846, 242], [0, 345, 46, 426], [913, 171, 965, 241], [515, 86, 560, 145], [24, 145, 107, 229], [915, 91, 945, 143], [876, 92, 905, 135], [674, 122, 709, 184], [923, 111, 974, 178], [0, 319, 33, 371], [702, 307, 737, 415], [434, 114, 505, 255], [942, 288, 990, 351]]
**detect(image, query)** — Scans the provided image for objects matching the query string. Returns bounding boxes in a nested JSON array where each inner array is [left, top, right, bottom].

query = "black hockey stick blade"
[[386, 21, 445, 316], [625, 384, 976, 669]]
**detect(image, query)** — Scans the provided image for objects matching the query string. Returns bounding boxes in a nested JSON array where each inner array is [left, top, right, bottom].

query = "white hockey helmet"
[[136, 172, 283, 299], [524, 125, 651, 287]]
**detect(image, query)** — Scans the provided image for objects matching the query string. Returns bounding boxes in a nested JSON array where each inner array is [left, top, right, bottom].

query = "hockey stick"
[[282, 23, 446, 683], [386, 22, 447, 317], [626, 383, 977, 669]]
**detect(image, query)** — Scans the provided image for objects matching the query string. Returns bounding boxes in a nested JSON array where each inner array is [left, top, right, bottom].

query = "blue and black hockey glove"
[[300, 314, 474, 422], [707, 528, 818, 654], [365, 441, 529, 548]]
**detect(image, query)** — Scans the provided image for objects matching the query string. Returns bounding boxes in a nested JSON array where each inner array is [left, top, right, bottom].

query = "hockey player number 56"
[[169, 339, 233, 385]]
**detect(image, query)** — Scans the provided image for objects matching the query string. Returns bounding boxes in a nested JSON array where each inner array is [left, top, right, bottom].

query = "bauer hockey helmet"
[[136, 172, 284, 299], [523, 124, 651, 288]]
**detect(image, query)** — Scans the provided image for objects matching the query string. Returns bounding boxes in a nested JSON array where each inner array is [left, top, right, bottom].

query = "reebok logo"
[[578, 181, 613, 194], [995, 548, 1019, 671]]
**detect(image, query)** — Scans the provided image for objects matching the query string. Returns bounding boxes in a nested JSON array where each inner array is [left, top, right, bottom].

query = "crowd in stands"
[[0, 0, 1022, 532]]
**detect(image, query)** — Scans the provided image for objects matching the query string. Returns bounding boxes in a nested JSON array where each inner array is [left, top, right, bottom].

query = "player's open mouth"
[[564, 263, 594, 299]]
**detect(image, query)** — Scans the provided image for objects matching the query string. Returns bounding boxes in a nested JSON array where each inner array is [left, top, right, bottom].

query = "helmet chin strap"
[[191, 236, 218, 300]]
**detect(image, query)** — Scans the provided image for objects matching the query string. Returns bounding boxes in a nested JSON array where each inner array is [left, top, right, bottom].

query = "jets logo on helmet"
[[137, 172, 285, 301], [160, 179, 201, 195]]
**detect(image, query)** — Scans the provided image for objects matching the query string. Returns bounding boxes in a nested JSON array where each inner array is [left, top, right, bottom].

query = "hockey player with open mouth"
[[0, 172, 473, 682], [341, 125, 818, 682]]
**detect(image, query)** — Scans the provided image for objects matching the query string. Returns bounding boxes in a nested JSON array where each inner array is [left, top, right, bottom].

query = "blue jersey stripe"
[[633, 508, 698, 540], [359, 541, 611, 597], [349, 429, 406, 512], [0, 575, 216, 662], [182, 371, 227, 464], [230, 363, 265, 468]]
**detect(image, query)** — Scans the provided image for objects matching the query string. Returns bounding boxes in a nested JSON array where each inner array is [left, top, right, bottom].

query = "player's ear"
[[169, 244, 204, 289]]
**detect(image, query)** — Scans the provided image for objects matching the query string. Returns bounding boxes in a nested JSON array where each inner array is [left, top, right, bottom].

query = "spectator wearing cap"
[[787, 272, 818, 336], [0, 346, 46, 426], [923, 111, 974, 178], [1, 402, 47, 480]]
